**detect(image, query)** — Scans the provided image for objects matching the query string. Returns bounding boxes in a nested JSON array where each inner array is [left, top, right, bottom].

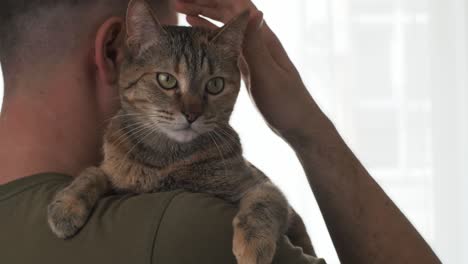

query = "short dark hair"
[[0, 1, 99, 61], [0, 0, 171, 67]]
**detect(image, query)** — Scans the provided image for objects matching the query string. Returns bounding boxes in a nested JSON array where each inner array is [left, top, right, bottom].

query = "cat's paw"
[[47, 193, 90, 239], [233, 217, 277, 264]]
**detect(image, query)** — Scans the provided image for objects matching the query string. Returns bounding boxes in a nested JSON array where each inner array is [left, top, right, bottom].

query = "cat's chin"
[[162, 128, 200, 144]]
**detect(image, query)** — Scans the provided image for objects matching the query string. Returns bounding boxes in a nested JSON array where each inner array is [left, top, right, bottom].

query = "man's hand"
[[175, 0, 333, 147], [175, 0, 257, 23]]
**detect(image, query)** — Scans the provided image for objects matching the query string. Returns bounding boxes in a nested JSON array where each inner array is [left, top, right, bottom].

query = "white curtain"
[[230, 0, 467, 263], [1, 0, 466, 263]]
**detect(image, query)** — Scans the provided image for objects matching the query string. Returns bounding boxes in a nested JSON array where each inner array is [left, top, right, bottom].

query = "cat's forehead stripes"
[[164, 26, 215, 78]]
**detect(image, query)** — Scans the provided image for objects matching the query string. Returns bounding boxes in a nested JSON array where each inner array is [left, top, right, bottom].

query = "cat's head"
[[117, 0, 249, 143]]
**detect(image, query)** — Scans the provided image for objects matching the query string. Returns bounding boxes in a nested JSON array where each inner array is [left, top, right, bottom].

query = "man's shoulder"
[[84, 190, 240, 264], [0, 173, 238, 264], [147, 191, 239, 263], [0, 173, 325, 264]]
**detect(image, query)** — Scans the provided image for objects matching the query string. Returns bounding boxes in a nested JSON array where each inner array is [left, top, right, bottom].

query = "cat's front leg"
[[47, 167, 110, 239], [233, 181, 289, 264]]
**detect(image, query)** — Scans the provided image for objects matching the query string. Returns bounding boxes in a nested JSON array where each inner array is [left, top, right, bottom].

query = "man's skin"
[[0, 0, 441, 263]]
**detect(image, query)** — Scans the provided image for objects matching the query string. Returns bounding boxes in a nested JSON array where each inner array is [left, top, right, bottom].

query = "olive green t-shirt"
[[0, 173, 325, 264]]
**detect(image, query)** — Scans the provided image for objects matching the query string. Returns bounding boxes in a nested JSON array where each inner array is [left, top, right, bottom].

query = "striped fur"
[[47, 1, 314, 262]]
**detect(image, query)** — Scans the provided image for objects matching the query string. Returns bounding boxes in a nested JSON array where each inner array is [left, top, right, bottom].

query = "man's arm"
[[291, 120, 442, 263], [175, 1, 441, 263]]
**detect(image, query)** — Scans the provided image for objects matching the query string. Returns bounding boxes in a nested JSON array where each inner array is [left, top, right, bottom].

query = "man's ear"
[[95, 17, 125, 85], [211, 11, 250, 52], [126, 0, 165, 55]]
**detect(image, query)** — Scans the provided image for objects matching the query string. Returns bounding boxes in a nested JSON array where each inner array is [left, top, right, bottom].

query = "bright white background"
[[2, 0, 467, 263], [229, 0, 467, 263]]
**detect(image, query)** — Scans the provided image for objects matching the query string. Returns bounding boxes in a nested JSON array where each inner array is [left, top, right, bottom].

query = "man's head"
[[0, 0, 176, 117], [0, 0, 176, 176], [0, 0, 175, 90]]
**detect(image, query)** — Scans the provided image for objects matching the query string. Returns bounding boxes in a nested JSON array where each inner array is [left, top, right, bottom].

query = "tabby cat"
[[47, 0, 313, 263]]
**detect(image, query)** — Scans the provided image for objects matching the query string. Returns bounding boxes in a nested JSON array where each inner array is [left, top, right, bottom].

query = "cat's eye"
[[157, 73, 178, 90], [206, 77, 225, 95]]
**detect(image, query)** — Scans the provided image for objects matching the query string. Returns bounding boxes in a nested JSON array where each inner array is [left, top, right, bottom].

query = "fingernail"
[[255, 11, 264, 31], [258, 18, 264, 30]]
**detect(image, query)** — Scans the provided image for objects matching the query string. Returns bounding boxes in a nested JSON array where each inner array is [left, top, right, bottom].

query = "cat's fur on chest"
[[101, 114, 259, 200]]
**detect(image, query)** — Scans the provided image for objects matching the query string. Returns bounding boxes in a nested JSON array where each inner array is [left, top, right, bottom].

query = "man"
[[0, 0, 441, 263]]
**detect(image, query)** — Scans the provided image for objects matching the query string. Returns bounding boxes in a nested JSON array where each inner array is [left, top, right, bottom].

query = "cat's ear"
[[126, 0, 165, 55], [211, 11, 250, 52]]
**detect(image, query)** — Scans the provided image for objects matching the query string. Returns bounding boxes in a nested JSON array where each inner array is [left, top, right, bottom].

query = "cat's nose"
[[183, 111, 200, 124]]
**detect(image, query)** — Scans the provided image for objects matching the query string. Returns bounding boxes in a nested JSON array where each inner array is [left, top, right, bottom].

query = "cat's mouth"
[[167, 127, 200, 143], [174, 123, 192, 131], [162, 122, 202, 143]]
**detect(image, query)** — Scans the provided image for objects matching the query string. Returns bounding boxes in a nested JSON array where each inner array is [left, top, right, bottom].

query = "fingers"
[[175, 0, 258, 24], [238, 56, 251, 88], [261, 24, 298, 74], [177, 0, 219, 8], [244, 10, 264, 38], [243, 11, 277, 74], [175, 0, 226, 22], [186, 15, 219, 30], [241, 12, 287, 97]]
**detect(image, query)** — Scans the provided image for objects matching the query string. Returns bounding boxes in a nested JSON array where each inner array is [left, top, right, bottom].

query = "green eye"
[[206, 77, 225, 95], [157, 73, 178, 90]]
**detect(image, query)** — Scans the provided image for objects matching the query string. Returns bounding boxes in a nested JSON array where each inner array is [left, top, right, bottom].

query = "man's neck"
[[0, 80, 102, 185]]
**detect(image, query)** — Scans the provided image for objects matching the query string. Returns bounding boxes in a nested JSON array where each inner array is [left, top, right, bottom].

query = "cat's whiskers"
[[111, 113, 175, 129], [203, 119, 217, 126], [212, 129, 242, 164], [115, 126, 151, 159], [105, 114, 165, 132], [111, 121, 150, 150], [113, 123, 154, 175], [217, 126, 241, 148], [110, 124, 145, 148], [156, 110, 174, 116], [105, 113, 127, 123], [157, 115, 175, 121], [124, 123, 159, 157], [113, 118, 162, 157], [217, 127, 244, 162], [112, 113, 170, 119], [117, 122, 160, 175], [211, 132, 235, 165], [208, 131, 228, 178]]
